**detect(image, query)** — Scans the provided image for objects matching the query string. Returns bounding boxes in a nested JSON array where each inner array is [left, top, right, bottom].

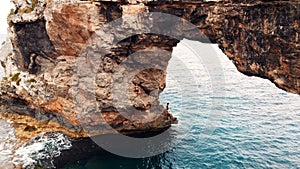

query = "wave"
[[13, 132, 72, 169]]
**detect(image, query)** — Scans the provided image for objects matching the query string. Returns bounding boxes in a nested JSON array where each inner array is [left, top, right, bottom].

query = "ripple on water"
[[157, 41, 300, 168], [1, 40, 300, 168]]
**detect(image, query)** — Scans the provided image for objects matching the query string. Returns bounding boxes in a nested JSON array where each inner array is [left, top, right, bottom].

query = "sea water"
[[0, 37, 299, 168], [64, 39, 300, 168], [0, 35, 72, 168]]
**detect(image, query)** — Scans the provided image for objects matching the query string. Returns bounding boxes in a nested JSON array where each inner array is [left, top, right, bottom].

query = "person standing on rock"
[[28, 53, 37, 74], [134, 84, 140, 95], [166, 103, 169, 112], [166, 102, 172, 121]]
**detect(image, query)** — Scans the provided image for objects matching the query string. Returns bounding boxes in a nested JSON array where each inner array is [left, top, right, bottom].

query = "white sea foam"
[[0, 119, 18, 169], [13, 132, 72, 168], [0, 119, 72, 168]]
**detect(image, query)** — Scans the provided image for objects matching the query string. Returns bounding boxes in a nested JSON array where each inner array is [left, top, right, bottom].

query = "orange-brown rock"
[[0, 0, 299, 141]]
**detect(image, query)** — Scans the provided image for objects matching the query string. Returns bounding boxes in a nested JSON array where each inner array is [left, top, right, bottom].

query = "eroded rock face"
[[0, 0, 299, 139], [147, 0, 300, 94]]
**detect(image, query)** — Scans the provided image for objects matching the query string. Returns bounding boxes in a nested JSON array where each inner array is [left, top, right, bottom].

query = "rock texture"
[[0, 0, 299, 140]]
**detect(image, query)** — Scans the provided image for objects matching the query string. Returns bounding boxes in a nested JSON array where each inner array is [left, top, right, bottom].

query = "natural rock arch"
[[0, 0, 299, 139]]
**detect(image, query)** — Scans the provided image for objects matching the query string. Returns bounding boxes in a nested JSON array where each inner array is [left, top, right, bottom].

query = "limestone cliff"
[[0, 0, 299, 140]]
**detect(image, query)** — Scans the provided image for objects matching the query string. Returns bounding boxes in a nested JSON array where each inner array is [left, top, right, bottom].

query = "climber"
[[28, 53, 38, 74], [134, 84, 139, 95], [166, 102, 172, 121], [166, 102, 169, 112]]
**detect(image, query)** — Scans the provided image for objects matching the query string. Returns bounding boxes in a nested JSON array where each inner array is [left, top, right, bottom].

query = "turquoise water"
[[64, 40, 300, 168], [0, 36, 299, 168]]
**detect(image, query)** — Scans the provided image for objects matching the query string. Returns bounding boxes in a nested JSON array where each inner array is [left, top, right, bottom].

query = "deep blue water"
[[0, 36, 299, 168], [64, 40, 300, 169]]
